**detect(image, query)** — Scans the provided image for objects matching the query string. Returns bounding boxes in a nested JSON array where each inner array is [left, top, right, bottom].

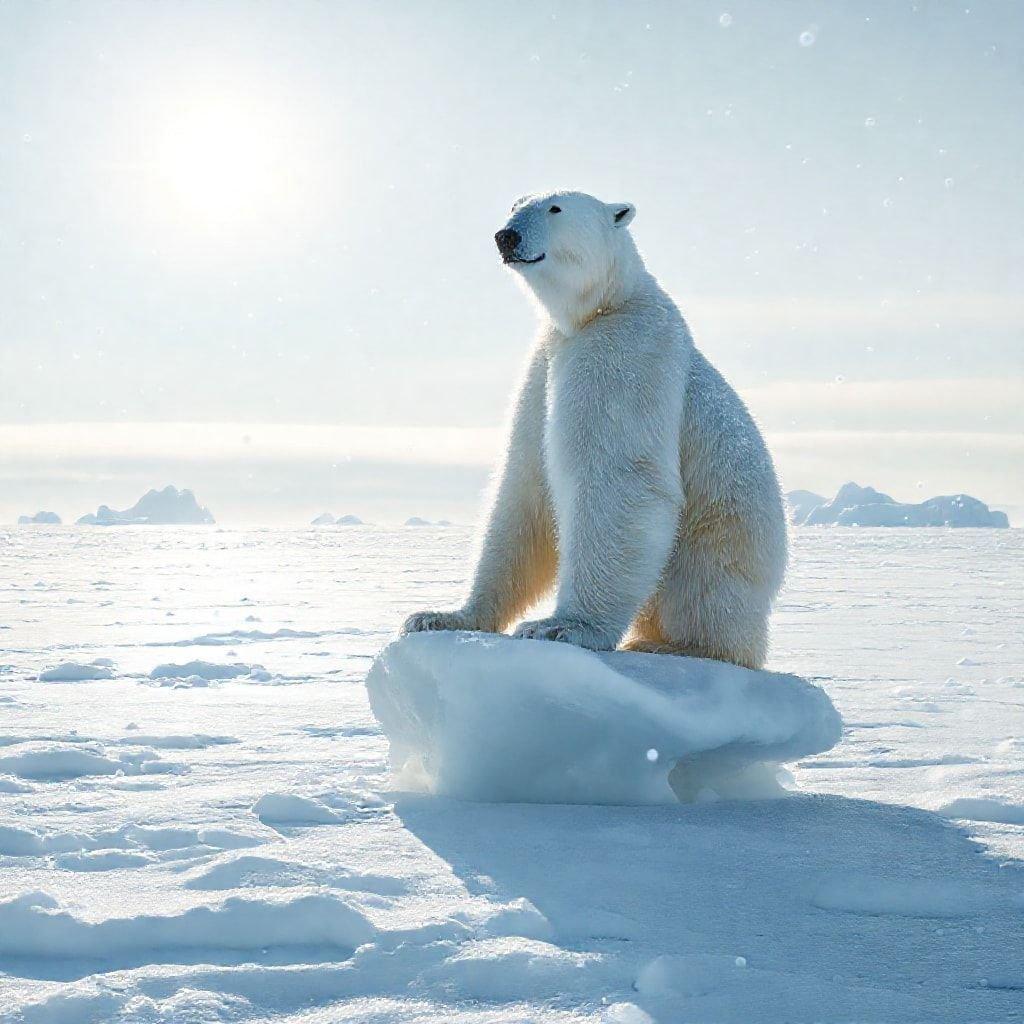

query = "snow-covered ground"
[[1, 525, 1022, 1023]]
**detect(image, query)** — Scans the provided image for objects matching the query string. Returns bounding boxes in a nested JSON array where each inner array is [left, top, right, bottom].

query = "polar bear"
[[404, 190, 787, 669]]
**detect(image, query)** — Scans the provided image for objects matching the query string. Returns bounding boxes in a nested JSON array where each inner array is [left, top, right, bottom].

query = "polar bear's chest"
[[544, 344, 601, 438], [538, 322, 689, 519], [541, 339, 638, 480]]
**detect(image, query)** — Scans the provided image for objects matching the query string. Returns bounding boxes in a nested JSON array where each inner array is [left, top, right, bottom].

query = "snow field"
[[0, 525, 1022, 1021]]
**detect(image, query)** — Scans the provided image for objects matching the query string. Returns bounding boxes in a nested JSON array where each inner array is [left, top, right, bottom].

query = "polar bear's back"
[[678, 348, 787, 594]]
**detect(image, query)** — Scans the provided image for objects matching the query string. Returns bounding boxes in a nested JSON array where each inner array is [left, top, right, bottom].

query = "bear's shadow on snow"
[[397, 792, 1024, 988]]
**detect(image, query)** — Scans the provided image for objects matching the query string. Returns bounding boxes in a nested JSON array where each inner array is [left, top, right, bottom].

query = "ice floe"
[[367, 631, 842, 804], [37, 660, 114, 682]]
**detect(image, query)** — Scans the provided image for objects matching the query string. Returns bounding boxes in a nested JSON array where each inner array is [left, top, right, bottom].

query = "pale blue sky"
[[1, 1, 1021, 522]]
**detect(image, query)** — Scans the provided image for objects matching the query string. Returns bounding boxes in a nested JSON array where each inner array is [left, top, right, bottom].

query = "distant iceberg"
[[788, 483, 1008, 528], [404, 516, 432, 527], [311, 513, 364, 526], [367, 632, 842, 805], [783, 490, 826, 525], [17, 511, 61, 525], [803, 483, 895, 526], [77, 486, 214, 526]]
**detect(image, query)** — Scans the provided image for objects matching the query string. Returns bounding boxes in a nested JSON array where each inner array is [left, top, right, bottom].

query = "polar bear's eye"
[[549, 205, 561, 214]]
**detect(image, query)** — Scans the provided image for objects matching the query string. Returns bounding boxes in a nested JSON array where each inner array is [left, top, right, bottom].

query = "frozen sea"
[[1, 525, 1022, 1023]]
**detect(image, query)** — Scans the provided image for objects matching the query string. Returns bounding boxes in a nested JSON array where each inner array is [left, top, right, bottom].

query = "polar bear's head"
[[494, 191, 642, 333]]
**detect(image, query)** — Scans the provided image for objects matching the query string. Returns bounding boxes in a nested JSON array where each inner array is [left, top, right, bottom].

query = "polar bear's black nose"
[[495, 228, 521, 258]]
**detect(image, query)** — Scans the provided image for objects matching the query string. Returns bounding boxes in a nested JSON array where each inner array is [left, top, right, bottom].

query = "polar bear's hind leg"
[[620, 508, 780, 671], [620, 577, 770, 669]]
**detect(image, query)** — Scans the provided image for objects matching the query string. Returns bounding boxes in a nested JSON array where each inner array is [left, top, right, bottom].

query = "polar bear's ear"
[[610, 203, 636, 228]]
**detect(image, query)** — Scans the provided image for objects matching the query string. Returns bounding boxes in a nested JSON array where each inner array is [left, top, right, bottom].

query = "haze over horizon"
[[3, 1, 1022, 525]]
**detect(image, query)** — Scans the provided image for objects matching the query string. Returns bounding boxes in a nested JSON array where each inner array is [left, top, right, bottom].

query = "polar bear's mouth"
[[504, 253, 546, 266]]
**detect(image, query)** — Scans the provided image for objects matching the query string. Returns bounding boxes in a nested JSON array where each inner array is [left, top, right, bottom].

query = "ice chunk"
[[37, 660, 114, 682], [366, 632, 842, 804], [253, 792, 349, 827]]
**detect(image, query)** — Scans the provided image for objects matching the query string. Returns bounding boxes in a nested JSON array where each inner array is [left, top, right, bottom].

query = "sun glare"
[[156, 101, 282, 226]]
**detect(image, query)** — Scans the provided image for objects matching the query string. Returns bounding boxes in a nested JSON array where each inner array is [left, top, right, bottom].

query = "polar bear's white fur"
[[404, 190, 787, 669]]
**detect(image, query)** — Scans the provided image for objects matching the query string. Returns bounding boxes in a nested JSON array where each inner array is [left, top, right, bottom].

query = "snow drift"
[[366, 632, 842, 804], [0, 890, 375, 962]]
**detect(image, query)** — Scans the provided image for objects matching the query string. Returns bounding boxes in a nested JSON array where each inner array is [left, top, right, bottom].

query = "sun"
[[156, 101, 282, 226]]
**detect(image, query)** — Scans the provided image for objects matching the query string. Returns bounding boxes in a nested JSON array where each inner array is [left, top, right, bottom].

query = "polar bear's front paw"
[[402, 609, 483, 635], [512, 616, 616, 651]]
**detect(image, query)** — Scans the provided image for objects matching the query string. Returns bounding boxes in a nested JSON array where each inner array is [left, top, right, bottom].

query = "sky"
[[1, 0, 1022, 524]]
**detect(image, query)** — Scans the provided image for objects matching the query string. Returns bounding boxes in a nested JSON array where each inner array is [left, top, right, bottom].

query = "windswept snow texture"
[[0, 525, 1022, 1023], [796, 482, 1009, 528], [368, 632, 841, 803], [77, 485, 214, 525]]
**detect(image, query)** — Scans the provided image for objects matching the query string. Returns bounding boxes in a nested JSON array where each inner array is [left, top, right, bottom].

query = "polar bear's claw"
[[513, 617, 616, 651]]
